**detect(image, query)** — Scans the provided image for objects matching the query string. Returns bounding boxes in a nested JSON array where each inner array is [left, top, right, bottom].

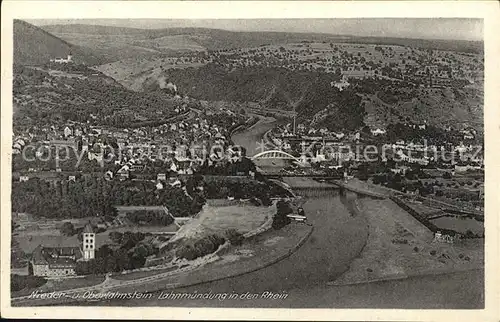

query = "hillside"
[[95, 56, 207, 92], [136, 64, 366, 131], [13, 20, 104, 66], [39, 24, 483, 65], [12, 63, 188, 128], [359, 86, 483, 130], [109, 61, 480, 131], [29, 23, 482, 132], [94, 38, 483, 132], [133, 64, 339, 111], [40, 25, 218, 63], [40, 24, 349, 50], [43, 24, 483, 53]]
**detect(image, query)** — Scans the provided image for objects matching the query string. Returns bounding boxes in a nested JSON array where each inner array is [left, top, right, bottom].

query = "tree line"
[[11, 177, 199, 219]]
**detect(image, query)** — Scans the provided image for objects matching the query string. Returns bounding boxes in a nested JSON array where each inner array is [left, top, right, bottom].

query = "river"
[[231, 114, 283, 157], [226, 115, 483, 308], [85, 115, 484, 308]]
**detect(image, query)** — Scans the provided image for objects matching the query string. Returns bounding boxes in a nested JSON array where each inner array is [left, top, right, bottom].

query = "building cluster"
[[268, 120, 484, 172], [30, 223, 95, 277], [13, 107, 251, 182]]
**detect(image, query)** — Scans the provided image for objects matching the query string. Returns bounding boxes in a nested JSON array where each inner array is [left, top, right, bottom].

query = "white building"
[[331, 75, 350, 91], [50, 54, 73, 64], [64, 126, 73, 138], [371, 128, 386, 136], [82, 223, 96, 261]]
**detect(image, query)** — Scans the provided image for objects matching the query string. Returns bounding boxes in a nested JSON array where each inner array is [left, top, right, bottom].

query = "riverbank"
[[13, 113, 486, 309], [22, 192, 366, 307], [157, 195, 368, 300], [329, 197, 484, 286], [11, 221, 313, 307], [95, 222, 313, 299], [339, 178, 482, 216], [333, 178, 391, 198], [175, 222, 313, 289], [11, 198, 309, 307], [227, 115, 483, 308]]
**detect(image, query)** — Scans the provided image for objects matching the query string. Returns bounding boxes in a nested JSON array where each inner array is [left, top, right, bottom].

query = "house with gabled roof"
[[30, 223, 95, 277]]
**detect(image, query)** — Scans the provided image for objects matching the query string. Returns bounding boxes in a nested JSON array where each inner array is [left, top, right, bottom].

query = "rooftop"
[[83, 222, 95, 233], [32, 245, 82, 266]]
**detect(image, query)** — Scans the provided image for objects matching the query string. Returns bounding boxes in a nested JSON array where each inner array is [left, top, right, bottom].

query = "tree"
[[405, 170, 417, 180], [276, 200, 293, 216], [109, 231, 123, 244], [272, 200, 293, 230], [272, 211, 291, 230], [465, 229, 475, 238], [130, 253, 147, 269], [176, 244, 198, 261], [442, 172, 452, 179], [225, 229, 244, 246], [75, 260, 93, 275], [60, 222, 75, 236], [176, 234, 226, 260]]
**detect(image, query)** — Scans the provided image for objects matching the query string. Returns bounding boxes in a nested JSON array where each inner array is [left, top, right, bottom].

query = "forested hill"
[[13, 20, 104, 66], [154, 63, 482, 131], [159, 64, 338, 107], [158, 64, 365, 132]]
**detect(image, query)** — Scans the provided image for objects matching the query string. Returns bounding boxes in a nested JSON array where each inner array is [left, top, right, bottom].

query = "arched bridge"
[[251, 150, 300, 162]]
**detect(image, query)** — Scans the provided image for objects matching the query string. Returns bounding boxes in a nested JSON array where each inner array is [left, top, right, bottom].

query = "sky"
[[27, 18, 483, 41]]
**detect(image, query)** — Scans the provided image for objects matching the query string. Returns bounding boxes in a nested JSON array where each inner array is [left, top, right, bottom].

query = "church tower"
[[82, 223, 95, 260]]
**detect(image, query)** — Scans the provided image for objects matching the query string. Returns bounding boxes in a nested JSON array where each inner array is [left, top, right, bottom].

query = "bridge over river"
[[95, 115, 483, 308]]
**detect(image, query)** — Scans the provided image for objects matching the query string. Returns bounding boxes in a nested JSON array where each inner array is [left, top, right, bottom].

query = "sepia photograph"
[[1, 1, 499, 320]]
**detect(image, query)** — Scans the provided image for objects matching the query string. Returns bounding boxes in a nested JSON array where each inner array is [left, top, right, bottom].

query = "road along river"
[[78, 115, 483, 308]]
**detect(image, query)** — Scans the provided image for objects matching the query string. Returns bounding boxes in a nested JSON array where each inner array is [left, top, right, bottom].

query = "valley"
[[10, 19, 485, 310]]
